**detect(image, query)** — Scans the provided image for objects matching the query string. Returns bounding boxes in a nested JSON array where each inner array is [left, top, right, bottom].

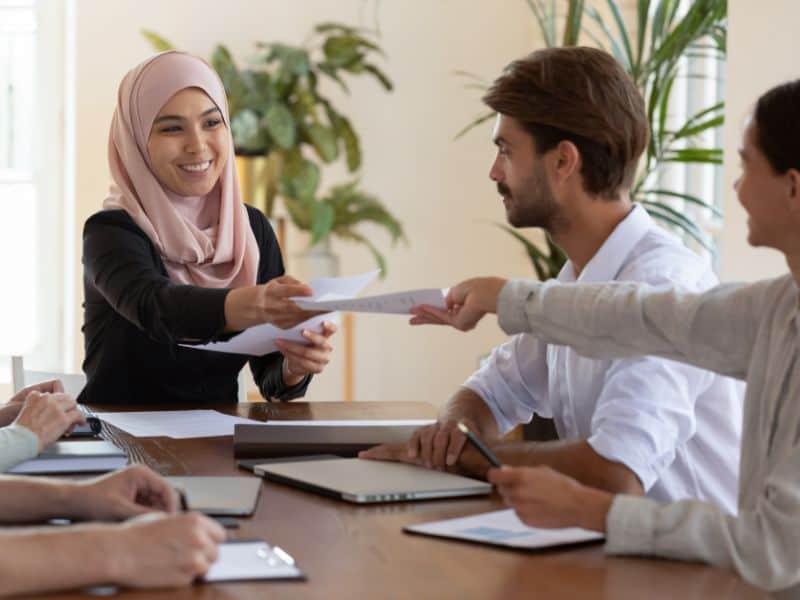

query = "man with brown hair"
[[363, 47, 742, 512]]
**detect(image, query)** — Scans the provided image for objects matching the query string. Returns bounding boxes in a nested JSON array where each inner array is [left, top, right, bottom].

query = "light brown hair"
[[483, 46, 648, 199]]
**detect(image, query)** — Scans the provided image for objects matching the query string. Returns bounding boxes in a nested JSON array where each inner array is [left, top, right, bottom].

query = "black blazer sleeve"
[[83, 211, 230, 344], [245, 207, 312, 401]]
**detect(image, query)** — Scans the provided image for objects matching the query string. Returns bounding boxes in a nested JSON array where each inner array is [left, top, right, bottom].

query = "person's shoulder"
[[244, 204, 276, 244], [619, 227, 716, 291], [84, 209, 143, 236]]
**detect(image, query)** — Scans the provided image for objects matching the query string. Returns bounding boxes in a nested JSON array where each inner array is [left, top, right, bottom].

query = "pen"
[[457, 422, 502, 468], [177, 487, 189, 512]]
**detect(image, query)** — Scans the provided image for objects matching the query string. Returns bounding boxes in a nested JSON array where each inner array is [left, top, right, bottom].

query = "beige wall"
[[71, 0, 543, 404], [719, 1, 800, 282]]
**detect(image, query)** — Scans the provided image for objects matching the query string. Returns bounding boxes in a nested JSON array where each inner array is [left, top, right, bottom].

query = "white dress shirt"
[[465, 205, 743, 514]]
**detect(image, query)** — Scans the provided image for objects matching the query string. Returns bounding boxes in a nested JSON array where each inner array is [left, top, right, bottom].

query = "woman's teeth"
[[179, 161, 211, 172]]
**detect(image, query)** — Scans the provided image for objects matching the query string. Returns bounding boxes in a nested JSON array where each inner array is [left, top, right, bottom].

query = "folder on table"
[[8, 440, 127, 475], [233, 419, 434, 458]]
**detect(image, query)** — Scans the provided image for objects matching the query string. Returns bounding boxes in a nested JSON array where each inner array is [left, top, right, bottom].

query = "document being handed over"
[[292, 277, 447, 315], [185, 270, 445, 356]]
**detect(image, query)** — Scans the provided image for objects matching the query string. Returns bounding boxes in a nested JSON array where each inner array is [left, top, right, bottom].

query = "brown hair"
[[754, 80, 800, 174], [483, 46, 648, 199]]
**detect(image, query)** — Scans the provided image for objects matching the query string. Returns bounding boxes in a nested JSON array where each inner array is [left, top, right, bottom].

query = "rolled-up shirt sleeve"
[[0, 424, 39, 472], [588, 354, 710, 492], [463, 334, 550, 436]]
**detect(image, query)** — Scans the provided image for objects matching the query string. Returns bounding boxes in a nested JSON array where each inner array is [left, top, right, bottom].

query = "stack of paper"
[[97, 410, 261, 439]]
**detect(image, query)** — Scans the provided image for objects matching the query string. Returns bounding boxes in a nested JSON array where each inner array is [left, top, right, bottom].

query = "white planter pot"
[[293, 238, 340, 280]]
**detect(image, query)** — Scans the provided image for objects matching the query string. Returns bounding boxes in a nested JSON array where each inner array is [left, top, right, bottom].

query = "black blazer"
[[79, 206, 310, 405]]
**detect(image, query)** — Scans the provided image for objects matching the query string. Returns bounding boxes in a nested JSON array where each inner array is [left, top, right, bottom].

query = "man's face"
[[734, 119, 796, 250], [489, 115, 561, 231]]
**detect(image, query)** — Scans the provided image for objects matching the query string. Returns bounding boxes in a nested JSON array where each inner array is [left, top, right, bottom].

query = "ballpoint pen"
[[457, 421, 502, 468]]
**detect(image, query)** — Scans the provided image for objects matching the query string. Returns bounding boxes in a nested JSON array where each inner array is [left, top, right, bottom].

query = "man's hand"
[[68, 465, 179, 521], [358, 442, 421, 466], [275, 320, 337, 386], [13, 392, 85, 451], [109, 513, 225, 588], [408, 418, 482, 469], [410, 277, 507, 331], [488, 465, 613, 532]]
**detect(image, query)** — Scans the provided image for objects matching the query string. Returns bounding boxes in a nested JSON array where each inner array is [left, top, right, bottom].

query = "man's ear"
[[787, 169, 800, 212], [552, 140, 581, 183]]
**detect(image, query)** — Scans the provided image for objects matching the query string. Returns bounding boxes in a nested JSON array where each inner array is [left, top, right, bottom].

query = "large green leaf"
[[306, 123, 339, 163], [262, 103, 296, 149], [279, 154, 320, 200], [210, 45, 250, 114], [323, 35, 362, 68], [310, 201, 335, 245], [141, 29, 174, 52], [230, 109, 269, 155], [338, 116, 361, 172]]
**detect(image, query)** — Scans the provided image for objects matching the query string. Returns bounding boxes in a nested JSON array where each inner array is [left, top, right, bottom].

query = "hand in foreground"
[[13, 391, 85, 451], [110, 512, 225, 588], [69, 464, 179, 521], [9, 379, 65, 404], [488, 465, 613, 532], [275, 320, 338, 386], [410, 277, 507, 331]]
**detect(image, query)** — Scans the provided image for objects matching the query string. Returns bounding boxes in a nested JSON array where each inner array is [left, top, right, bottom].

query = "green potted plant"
[[458, 0, 726, 280], [142, 23, 405, 275]]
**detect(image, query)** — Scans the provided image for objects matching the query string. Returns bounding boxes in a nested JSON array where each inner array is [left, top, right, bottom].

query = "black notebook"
[[9, 440, 128, 474]]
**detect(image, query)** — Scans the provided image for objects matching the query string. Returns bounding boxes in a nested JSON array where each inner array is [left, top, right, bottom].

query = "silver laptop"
[[254, 458, 491, 504], [166, 476, 262, 516]]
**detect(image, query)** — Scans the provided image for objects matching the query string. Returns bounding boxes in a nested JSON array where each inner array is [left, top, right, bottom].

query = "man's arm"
[[474, 439, 643, 495], [361, 387, 499, 467]]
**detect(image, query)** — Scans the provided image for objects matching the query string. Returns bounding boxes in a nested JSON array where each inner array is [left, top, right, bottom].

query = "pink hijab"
[[104, 51, 259, 288]]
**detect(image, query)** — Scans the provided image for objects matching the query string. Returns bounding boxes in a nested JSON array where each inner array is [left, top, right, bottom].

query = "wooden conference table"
[[49, 401, 764, 600]]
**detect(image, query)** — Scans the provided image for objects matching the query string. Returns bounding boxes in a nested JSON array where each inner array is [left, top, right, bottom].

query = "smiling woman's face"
[[146, 87, 229, 197]]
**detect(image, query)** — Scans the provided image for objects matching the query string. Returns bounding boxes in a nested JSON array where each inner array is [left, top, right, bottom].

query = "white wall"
[[719, 1, 800, 282], [71, 0, 543, 405]]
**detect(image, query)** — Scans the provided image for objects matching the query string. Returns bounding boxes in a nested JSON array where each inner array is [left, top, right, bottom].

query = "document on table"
[[404, 509, 604, 549], [183, 270, 379, 356], [254, 419, 436, 427], [98, 410, 262, 439], [202, 540, 303, 582]]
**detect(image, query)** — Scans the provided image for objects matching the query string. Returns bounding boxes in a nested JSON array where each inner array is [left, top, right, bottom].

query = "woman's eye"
[[205, 118, 222, 128], [160, 125, 182, 133]]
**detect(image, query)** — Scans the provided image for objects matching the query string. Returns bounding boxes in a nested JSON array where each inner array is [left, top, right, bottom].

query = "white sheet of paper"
[[183, 271, 379, 356], [293, 288, 447, 315], [203, 541, 302, 582], [406, 509, 603, 549], [98, 410, 261, 439], [251, 419, 435, 427]]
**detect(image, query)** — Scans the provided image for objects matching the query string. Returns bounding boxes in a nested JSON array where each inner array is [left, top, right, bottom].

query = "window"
[[0, 0, 70, 380]]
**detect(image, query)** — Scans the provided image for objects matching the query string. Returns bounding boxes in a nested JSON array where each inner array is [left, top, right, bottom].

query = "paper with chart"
[[183, 270, 379, 356], [405, 509, 603, 549], [97, 410, 263, 439]]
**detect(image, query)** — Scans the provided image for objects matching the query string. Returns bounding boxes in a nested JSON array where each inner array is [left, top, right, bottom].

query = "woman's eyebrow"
[[153, 106, 220, 124]]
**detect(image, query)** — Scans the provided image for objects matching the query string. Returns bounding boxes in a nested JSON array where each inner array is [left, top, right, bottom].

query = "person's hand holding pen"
[[409, 277, 508, 331]]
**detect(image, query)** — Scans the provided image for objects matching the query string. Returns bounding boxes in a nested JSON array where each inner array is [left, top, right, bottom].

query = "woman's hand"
[[224, 275, 321, 331], [275, 321, 337, 386]]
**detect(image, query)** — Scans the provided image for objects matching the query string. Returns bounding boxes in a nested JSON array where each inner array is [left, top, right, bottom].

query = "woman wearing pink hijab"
[[80, 51, 335, 405]]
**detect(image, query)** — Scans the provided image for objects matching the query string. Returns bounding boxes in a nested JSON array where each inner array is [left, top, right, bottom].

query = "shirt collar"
[[557, 204, 653, 283]]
